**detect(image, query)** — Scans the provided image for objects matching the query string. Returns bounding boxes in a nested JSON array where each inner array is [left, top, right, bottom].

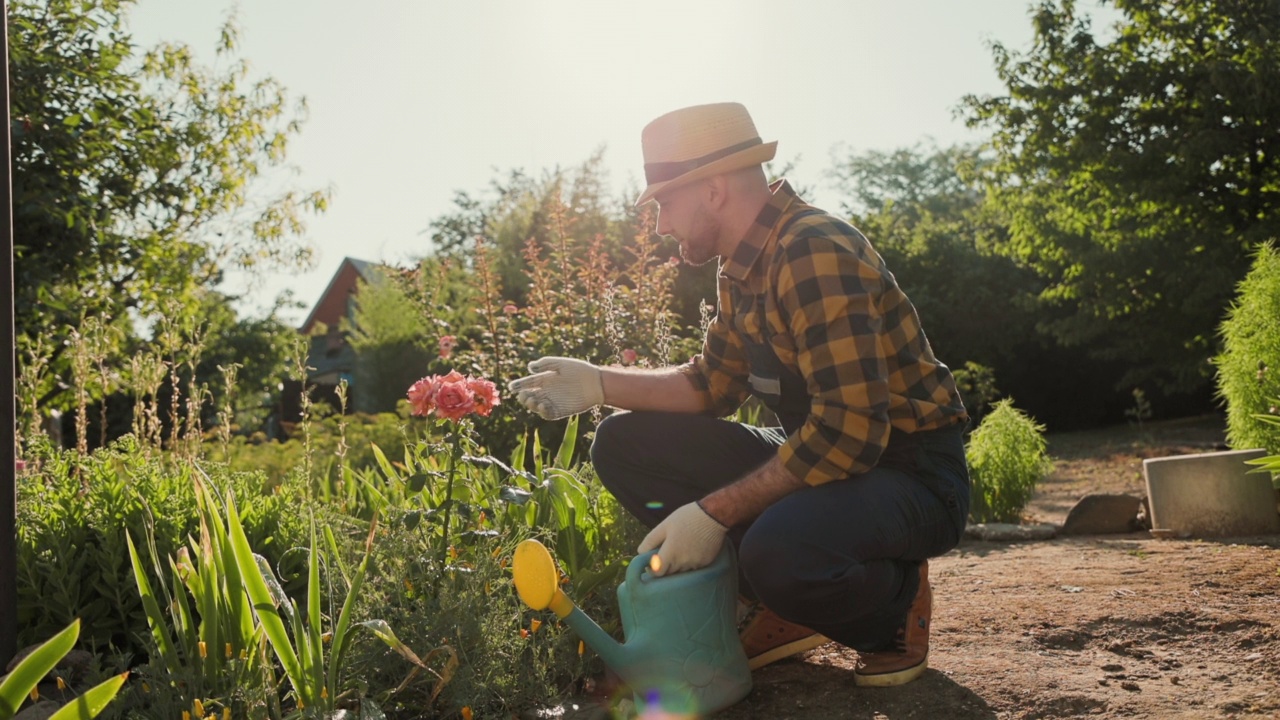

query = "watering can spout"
[[510, 541, 630, 672]]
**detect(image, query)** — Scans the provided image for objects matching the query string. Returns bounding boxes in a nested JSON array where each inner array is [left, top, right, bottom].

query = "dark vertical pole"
[[0, 0, 17, 665]]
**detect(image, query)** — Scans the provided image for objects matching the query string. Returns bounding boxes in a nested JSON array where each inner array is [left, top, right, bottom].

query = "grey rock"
[[1060, 493, 1144, 536], [965, 523, 1059, 541], [13, 701, 61, 720]]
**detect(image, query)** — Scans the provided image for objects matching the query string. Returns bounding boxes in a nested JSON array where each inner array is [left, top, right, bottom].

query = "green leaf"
[[498, 486, 533, 505], [47, 672, 128, 720], [125, 533, 178, 675], [555, 414, 579, 468], [0, 620, 79, 717], [357, 620, 426, 668], [371, 442, 398, 482], [406, 473, 430, 493], [226, 491, 308, 707]]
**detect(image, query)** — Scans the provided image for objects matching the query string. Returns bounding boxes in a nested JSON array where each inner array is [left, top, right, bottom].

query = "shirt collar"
[[720, 179, 802, 283]]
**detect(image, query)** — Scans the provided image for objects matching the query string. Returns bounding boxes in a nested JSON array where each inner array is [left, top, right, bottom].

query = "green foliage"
[[16, 438, 307, 658], [342, 419, 643, 717], [966, 399, 1054, 523], [9, 0, 328, 412], [952, 361, 1001, 422], [345, 268, 441, 415], [208, 406, 425, 490], [1243, 410, 1280, 489], [125, 477, 276, 719], [0, 620, 127, 720], [389, 163, 701, 460], [1214, 241, 1280, 455], [963, 0, 1280, 393]]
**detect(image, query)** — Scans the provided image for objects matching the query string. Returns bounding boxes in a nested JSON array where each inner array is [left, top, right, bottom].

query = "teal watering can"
[[513, 539, 752, 716]]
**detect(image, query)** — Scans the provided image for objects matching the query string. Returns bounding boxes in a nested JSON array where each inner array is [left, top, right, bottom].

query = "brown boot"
[[854, 560, 931, 687], [739, 604, 830, 670]]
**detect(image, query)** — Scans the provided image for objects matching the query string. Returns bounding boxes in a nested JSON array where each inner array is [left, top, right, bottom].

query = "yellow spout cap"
[[513, 539, 573, 618]]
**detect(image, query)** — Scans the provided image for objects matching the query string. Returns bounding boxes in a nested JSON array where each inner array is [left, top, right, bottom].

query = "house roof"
[[298, 257, 382, 334]]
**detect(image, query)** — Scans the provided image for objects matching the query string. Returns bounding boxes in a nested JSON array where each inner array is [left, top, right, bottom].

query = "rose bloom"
[[438, 335, 457, 359], [620, 348, 638, 366], [434, 370, 477, 421], [467, 376, 501, 417], [407, 376, 441, 416]]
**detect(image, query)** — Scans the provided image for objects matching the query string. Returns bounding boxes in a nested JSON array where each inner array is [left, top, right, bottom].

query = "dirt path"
[[713, 416, 1280, 720]]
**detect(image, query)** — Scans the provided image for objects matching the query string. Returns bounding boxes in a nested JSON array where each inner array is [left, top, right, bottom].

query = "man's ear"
[[704, 174, 729, 210]]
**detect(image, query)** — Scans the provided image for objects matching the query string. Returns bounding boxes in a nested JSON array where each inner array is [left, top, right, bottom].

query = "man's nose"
[[655, 209, 670, 237]]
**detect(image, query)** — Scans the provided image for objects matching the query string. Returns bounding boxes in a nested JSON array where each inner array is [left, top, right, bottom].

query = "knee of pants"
[[738, 525, 809, 618], [589, 412, 639, 491]]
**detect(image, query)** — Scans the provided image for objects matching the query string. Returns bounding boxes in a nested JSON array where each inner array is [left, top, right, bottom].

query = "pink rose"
[[467, 377, 501, 417], [434, 370, 476, 421], [407, 376, 441, 416], [621, 348, 637, 366], [438, 335, 457, 359]]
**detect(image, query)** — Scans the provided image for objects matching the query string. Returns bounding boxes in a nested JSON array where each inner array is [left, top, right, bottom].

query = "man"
[[509, 102, 970, 686]]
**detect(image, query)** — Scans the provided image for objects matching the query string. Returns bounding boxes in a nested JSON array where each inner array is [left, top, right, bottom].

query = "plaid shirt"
[[680, 180, 968, 485]]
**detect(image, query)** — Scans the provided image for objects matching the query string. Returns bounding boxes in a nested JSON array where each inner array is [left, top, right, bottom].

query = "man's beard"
[[677, 207, 719, 266]]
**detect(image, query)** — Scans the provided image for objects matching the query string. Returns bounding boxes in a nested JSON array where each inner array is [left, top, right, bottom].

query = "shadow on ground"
[[715, 662, 997, 720]]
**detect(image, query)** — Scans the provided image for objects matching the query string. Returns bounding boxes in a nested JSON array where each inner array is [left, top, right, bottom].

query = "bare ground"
[[712, 415, 1280, 720]]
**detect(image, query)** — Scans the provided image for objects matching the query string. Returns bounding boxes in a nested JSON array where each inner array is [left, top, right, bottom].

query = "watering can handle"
[[627, 549, 660, 586]]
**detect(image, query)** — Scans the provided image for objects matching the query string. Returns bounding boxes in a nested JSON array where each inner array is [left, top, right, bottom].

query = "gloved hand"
[[508, 356, 605, 420], [638, 501, 729, 576]]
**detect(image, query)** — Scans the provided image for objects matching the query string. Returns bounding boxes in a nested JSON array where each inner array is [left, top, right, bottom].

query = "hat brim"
[[635, 141, 778, 206]]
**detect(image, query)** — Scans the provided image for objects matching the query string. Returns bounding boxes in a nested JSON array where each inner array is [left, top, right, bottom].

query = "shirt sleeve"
[[679, 286, 752, 417], [772, 233, 892, 485]]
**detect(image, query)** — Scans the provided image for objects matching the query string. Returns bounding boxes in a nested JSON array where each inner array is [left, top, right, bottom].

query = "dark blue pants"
[[590, 411, 970, 652]]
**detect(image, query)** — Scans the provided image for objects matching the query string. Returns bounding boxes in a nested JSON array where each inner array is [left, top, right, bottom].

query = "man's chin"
[[680, 249, 716, 267]]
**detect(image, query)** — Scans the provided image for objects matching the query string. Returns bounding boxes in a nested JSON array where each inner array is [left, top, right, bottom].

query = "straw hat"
[[635, 102, 777, 206]]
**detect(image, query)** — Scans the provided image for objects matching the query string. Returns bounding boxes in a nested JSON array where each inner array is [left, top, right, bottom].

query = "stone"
[[965, 523, 1059, 541], [1059, 493, 1144, 536], [13, 701, 60, 720]]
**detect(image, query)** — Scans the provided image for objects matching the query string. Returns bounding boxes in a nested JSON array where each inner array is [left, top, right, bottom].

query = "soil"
[[709, 414, 1280, 720]]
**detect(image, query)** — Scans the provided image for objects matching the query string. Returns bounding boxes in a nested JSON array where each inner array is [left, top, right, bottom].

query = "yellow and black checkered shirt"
[[680, 180, 968, 485]]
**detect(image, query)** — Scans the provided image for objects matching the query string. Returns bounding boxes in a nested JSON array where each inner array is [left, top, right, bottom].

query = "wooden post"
[[0, 0, 19, 665]]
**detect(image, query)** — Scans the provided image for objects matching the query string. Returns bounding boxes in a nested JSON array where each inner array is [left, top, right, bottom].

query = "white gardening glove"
[[638, 501, 729, 577], [508, 356, 605, 420]]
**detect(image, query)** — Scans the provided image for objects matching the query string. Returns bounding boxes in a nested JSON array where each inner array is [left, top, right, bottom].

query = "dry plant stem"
[[17, 335, 51, 451], [217, 363, 241, 460], [335, 379, 350, 468], [290, 332, 316, 488], [69, 326, 90, 457], [473, 236, 508, 379]]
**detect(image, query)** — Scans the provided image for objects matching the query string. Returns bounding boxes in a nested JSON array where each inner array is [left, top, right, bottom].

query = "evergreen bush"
[[1214, 241, 1280, 457], [965, 399, 1053, 523]]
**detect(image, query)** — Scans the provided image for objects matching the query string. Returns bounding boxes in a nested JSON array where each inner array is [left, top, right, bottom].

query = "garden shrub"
[[16, 437, 309, 658], [965, 398, 1053, 523], [1214, 241, 1280, 457]]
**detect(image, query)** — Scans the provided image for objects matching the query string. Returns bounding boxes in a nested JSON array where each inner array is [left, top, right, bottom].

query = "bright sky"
[[128, 0, 1051, 325]]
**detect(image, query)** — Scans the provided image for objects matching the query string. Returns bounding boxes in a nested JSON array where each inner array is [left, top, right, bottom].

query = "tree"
[[963, 0, 1280, 393], [9, 0, 329, 411]]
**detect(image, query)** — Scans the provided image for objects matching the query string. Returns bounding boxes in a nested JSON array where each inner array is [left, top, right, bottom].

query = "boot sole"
[[854, 655, 928, 687], [746, 634, 830, 670]]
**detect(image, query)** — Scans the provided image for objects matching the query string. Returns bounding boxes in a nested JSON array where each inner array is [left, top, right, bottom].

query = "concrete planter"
[[1142, 448, 1280, 538]]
